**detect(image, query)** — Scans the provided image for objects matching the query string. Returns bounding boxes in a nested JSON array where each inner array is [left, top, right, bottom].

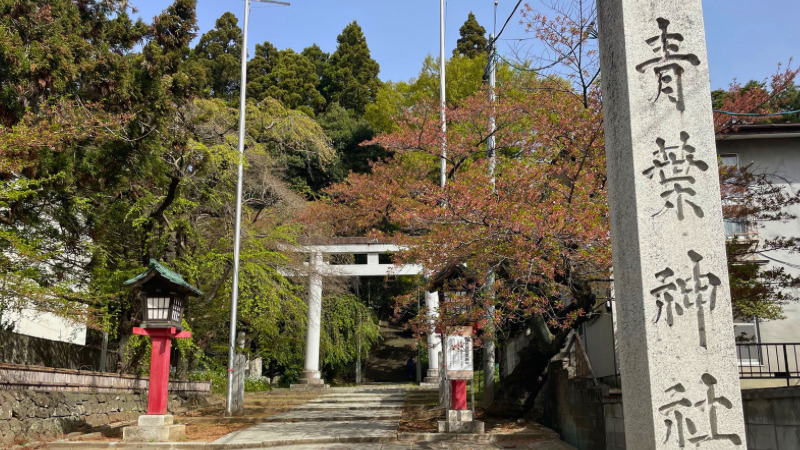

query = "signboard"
[[445, 326, 473, 380]]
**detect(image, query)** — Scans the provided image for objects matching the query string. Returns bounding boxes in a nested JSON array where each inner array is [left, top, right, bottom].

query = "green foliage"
[[769, 82, 800, 123], [248, 50, 326, 117], [188, 370, 272, 395], [317, 103, 384, 176], [365, 54, 517, 133], [302, 44, 331, 83], [189, 370, 227, 395], [364, 81, 413, 133], [320, 293, 380, 376], [248, 41, 280, 83], [453, 12, 488, 58], [321, 21, 382, 115], [189, 12, 242, 100], [727, 258, 787, 321]]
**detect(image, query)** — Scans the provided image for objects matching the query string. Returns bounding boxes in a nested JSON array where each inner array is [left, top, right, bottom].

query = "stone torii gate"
[[283, 237, 442, 387]]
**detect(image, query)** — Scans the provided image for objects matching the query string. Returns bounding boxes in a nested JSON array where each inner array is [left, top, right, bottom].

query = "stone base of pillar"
[[290, 370, 329, 390], [423, 368, 440, 384], [123, 414, 185, 442], [437, 410, 484, 434]]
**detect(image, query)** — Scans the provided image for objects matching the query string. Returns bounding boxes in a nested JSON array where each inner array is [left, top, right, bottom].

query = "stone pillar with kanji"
[[596, 0, 746, 447]]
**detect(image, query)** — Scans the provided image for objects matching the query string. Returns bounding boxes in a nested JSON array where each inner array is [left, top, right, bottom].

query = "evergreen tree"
[[247, 41, 279, 83], [322, 21, 382, 115], [302, 44, 330, 83], [318, 102, 384, 176], [248, 49, 326, 116], [189, 12, 242, 100], [453, 12, 488, 58]]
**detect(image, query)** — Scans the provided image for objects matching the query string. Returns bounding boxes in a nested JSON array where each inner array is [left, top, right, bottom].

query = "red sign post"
[[445, 326, 473, 411]]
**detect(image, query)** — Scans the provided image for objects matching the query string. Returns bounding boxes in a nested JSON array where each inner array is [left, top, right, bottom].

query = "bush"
[[189, 370, 272, 395]]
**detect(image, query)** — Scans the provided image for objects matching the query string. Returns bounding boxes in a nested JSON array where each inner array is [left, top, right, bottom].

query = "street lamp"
[[227, 0, 289, 416]]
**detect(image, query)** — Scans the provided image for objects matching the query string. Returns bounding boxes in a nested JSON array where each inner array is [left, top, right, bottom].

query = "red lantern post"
[[122, 260, 202, 442], [133, 326, 191, 414]]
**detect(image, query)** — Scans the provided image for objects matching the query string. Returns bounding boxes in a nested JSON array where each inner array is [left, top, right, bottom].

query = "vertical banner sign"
[[446, 326, 474, 380], [596, 1, 746, 448]]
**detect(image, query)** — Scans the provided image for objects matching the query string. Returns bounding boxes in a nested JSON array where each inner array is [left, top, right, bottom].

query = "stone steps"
[[290, 403, 404, 411], [307, 398, 406, 404]]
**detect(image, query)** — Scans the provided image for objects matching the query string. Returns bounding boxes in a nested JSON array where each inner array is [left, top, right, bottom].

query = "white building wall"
[[716, 135, 800, 344], [4, 304, 87, 345], [583, 134, 800, 379], [580, 312, 617, 379]]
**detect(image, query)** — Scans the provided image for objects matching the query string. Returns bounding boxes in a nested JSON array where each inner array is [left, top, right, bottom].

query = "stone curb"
[[48, 435, 399, 449], [179, 415, 401, 424], [290, 405, 404, 411], [48, 431, 564, 449], [47, 418, 558, 447], [397, 432, 562, 443]]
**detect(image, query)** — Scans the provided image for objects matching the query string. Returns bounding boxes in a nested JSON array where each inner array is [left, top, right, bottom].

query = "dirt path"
[[364, 321, 417, 383]]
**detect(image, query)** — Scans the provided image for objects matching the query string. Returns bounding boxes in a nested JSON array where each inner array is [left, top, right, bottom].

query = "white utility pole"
[[487, 33, 497, 190], [439, 0, 447, 188], [483, 32, 497, 407], [227, 0, 290, 416]]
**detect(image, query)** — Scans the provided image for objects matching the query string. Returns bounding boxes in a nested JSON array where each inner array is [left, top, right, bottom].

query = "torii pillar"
[[424, 289, 442, 382], [295, 251, 326, 388]]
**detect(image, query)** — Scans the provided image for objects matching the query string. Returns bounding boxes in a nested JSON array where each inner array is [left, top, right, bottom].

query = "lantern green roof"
[[123, 259, 203, 296]]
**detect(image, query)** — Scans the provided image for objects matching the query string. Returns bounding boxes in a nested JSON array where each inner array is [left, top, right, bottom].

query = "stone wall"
[[532, 333, 626, 450], [0, 390, 211, 446], [0, 330, 100, 370], [536, 359, 617, 450], [743, 386, 800, 449], [0, 363, 211, 393], [553, 383, 800, 449]]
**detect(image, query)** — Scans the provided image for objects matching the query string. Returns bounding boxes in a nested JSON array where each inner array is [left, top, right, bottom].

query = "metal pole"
[[783, 344, 790, 387], [356, 309, 362, 384], [487, 33, 497, 191], [226, 0, 250, 415], [226, 0, 289, 415], [484, 36, 498, 406], [99, 330, 108, 372], [439, 0, 447, 189]]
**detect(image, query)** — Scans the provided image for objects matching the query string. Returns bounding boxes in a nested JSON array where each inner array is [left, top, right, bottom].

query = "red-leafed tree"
[[315, 73, 609, 412], [712, 63, 799, 133], [314, 0, 800, 413]]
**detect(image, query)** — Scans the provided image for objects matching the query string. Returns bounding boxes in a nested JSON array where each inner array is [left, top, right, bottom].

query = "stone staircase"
[[213, 386, 407, 447], [211, 384, 575, 449]]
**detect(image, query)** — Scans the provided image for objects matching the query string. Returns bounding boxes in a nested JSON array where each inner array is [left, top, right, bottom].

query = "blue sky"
[[131, 0, 798, 89]]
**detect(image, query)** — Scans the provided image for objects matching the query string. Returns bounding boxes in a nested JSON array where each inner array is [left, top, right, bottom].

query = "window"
[[720, 153, 751, 238], [720, 153, 739, 168], [724, 219, 748, 236]]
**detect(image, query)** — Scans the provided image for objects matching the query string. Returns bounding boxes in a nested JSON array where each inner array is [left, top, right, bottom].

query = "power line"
[[490, 0, 523, 46], [756, 252, 800, 270], [714, 109, 800, 117]]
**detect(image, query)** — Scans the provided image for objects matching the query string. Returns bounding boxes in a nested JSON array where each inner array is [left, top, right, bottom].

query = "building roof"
[[123, 259, 203, 296], [717, 123, 800, 141]]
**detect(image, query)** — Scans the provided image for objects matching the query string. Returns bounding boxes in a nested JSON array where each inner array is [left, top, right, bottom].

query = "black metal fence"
[[737, 343, 800, 386]]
